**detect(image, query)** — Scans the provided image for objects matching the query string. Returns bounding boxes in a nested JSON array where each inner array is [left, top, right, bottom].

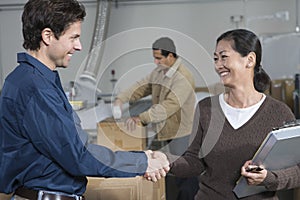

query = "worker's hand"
[[144, 150, 170, 182], [113, 98, 123, 110], [241, 160, 267, 185], [125, 116, 141, 132], [113, 99, 123, 119]]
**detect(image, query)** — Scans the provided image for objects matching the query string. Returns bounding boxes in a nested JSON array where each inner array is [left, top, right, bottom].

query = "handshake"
[[144, 150, 170, 182]]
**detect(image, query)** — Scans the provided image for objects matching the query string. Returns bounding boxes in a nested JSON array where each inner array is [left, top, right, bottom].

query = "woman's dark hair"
[[22, 0, 86, 51], [216, 29, 271, 92]]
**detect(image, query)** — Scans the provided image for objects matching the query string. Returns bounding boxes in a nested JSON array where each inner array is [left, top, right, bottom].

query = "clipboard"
[[233, 122, 300, 198]]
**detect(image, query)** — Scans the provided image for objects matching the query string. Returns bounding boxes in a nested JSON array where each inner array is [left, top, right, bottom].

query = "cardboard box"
[[97, 118, 147, 151], [195, 82, 226, 95], [84, 176, 165, 200], [0, 193, 12, 200], [270, 78, 295, 111]]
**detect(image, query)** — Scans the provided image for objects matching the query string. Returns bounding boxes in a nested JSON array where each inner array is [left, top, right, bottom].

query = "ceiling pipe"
[[296, 0, 300, 32]]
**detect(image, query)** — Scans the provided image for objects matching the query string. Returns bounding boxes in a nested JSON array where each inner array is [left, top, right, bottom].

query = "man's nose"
[[75, 39, 82, 51]]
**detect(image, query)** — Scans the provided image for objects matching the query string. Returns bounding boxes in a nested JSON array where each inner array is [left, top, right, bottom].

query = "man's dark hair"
[[152, 37, 177, 58], [22, 0, 86, 51]]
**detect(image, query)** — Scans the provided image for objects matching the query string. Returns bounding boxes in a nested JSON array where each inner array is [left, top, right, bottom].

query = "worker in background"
[[0, 0, 169, 200], [114, 37, 198, 200]]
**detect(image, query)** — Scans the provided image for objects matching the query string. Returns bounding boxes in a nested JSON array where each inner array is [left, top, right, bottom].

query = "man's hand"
[[241, 160, 267, 185], [113, 99, 123, 119], [125, 116, 141, 131], [113, 98, 123, 109], [144, 150, 170, 182]]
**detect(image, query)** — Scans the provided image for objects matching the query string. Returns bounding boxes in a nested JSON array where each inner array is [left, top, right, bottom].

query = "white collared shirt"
[[164, 57, 181, 78], [219, 93, 266, 129]]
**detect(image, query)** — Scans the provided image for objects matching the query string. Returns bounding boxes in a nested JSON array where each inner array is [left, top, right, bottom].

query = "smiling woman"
[[168, 29, 300, 200]]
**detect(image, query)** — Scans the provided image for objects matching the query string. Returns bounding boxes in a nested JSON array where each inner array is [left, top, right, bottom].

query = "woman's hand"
[[241, 160, 267, 185]]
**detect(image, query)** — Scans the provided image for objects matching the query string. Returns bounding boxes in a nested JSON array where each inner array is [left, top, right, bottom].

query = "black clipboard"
[[233, 122, 300, 198]]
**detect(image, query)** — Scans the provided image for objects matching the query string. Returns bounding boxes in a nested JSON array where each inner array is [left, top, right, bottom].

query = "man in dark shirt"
[[0, 0, 169, 199]]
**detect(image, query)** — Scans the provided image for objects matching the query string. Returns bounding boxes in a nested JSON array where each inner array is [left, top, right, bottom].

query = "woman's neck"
[[224, 89, 263, 108]]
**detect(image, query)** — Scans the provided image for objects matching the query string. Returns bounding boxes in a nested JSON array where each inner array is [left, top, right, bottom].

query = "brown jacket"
[[117, 58, 195, 141]]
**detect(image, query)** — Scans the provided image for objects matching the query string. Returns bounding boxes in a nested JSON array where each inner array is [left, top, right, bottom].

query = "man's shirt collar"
[[17, 52, 57, 84], [159, 57, 181, 78]]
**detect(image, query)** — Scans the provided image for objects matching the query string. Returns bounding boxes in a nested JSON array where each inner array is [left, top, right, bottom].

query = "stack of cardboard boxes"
[[270, 78, 294, 112], [83, 117, 166, 200]]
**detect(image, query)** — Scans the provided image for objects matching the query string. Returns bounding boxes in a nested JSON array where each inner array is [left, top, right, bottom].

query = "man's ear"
[[41, 28, 53, 46], [167, 53, 175, 61]]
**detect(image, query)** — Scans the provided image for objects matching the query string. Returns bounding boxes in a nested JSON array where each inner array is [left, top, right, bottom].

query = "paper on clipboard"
[[233, 124, 300, 198]]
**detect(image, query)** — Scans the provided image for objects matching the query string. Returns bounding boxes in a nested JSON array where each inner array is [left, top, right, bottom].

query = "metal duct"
[[80, 0, 111, 81], [74, 0, 112, 106]]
